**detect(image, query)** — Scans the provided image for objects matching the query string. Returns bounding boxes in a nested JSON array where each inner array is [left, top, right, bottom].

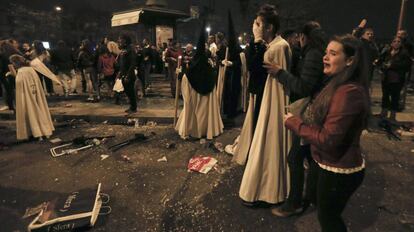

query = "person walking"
[[78, 39, 99, 101]]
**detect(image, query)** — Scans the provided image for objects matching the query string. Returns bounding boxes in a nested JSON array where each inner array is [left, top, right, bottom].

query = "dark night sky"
[[12, 0, 414, 41]]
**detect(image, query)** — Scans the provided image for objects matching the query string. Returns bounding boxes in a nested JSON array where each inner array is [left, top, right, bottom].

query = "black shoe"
[[241, 200, 271, 208], [271, 202, 303, 217], [125, 108, 137, 114]]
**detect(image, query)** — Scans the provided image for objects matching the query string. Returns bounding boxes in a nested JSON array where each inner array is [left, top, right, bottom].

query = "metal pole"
[[397, 0, 408, 31]]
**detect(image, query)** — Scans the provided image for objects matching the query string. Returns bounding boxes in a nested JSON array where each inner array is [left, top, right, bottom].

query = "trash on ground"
[[51, 135, 114, 157], [22, 202, 48, 219], [214, 165, 226, 174], [101, 154, 110, 161], [399, 213, 414, 226], [108, 133, 147, 152], [213, 142, 224, 152], [187, 156, 218, 174], [49, 138, 63, 144], [102, 120, 108, 124], [200, 139, 207, 145], [146, 121, 157, 127], [165, 143, 176, 149], [157, 156, 168, 162], [64, 103, 73, 108], [122, 155, 132, 163]]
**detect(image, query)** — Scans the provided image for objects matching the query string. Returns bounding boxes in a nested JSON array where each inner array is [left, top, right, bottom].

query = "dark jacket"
[[276, 45, 324, 102], [50, 47, 75, 72], [247, 41, 268, 94], [77, 50, 95, 69], [285, 83, 369, 169], [118, 47, 137, 82], [379, 48, 412, 84]]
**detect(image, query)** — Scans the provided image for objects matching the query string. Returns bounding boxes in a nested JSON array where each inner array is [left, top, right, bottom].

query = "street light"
[[206, 26, 211, 36], [55, 6, 62, 12]]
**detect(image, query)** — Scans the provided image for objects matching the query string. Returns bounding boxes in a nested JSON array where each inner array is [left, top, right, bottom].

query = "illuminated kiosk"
[[111, 0, 189, 47]]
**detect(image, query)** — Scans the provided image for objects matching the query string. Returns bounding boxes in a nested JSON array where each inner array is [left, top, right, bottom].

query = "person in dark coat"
[[0, 40, 20, 112], [284, 34, 370, 232], [142, 38, 153, 90], [265, 21, 326, 217], [50, 40, 77, 96], [378, 36, 412, 120], [117, 34, 137, 113], [77, 39, 98, 101], [352, 20, 379, 88]]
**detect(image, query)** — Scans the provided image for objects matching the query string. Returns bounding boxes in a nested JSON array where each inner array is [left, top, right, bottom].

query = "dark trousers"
[[308, 162, 364, 232], [286, 135, 313, 207], [381, 81, 403, 111], [0, 75, 15, 110], [39, 75, 54, 94], [123, 77, 137, 110]]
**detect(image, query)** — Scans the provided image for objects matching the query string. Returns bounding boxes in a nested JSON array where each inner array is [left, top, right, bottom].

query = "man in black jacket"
[[264, 21, 326, 217], [118, 34, 137, 113]]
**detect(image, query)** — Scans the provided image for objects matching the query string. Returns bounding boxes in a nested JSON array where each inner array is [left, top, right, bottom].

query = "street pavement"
[[0, 74, 413, 231]]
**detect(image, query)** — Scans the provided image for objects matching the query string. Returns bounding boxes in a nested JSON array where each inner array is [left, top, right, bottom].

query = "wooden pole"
[[219, 47, 229, 108], [397, 0, 408, 31], [173, 56, 182, 126]]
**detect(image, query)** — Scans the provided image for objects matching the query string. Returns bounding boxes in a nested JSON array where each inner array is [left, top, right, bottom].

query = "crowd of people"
[[0, 3, 413, 231]]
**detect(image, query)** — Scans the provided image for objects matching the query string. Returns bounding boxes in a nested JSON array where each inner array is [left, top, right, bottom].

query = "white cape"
[[238, 36, 292, 204], [175, 74, 224, 140], [15, 67, 54, 140]]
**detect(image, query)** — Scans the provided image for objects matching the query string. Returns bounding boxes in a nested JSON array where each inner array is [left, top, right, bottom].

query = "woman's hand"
[[252, 19, 264, 43], [283, 113, 294, 124], [263, 62, 282, 75]]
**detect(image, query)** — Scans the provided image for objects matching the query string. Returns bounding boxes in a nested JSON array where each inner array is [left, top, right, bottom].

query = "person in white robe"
[[235, 4, 292, 205], [10, 55, 59, 140], [175, 22, 224, 140]]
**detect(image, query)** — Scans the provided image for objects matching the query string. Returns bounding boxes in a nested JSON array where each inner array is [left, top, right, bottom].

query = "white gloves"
[[221, 60, 233, 67]]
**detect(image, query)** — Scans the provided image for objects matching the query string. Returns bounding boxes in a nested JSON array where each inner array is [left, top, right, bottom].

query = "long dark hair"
[[301, 21, 326, 53], [311, 34, 370, 126], [0, 40, 20, 57], [32, 40, 46, 56], [257, 4, 280, 34]]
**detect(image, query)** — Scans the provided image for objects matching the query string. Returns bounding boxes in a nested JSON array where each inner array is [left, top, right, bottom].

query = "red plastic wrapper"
[[187, 156, 218, 174]]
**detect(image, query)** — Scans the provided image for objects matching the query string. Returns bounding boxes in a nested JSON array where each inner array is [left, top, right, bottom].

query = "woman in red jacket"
[[284, 34, 370, 232]]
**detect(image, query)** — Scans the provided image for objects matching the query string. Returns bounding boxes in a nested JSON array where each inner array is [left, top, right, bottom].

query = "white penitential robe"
[[175, 74, 224, 140], [239, 36, 292, 204], [216, 65, 226, 108], [239, 52, 249, 112], [15, 67, 55, 140]]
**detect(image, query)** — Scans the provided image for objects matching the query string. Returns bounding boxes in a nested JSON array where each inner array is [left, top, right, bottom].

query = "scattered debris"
[[157, 156, 168, 162], [109, 133, 147, 152], [101, 154, 110, 161], [165, 143, 176, 149], [213, 142, 224, 152], [399, 214, 414, 227], [64, 103, 73, 108], [103, 120, 108, 124], [122, 155, 132, 163], [200, 139, 207, 145], [146, 121, 157, 127], [187, 156, 218, 174], [214, 165, 226, 174], [49, 138, 62, 144], [22, 202, 48, 219]]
